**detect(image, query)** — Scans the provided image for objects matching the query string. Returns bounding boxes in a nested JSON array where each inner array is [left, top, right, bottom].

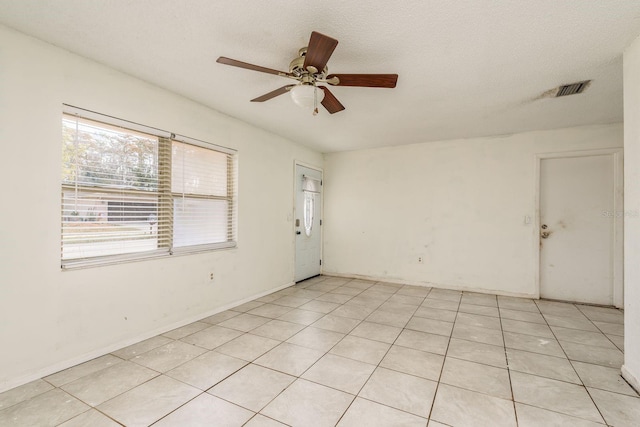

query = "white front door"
[[294, 164, 322, 282], [539, 154, 615, 305]]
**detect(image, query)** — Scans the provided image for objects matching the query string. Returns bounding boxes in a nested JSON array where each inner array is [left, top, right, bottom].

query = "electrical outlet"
[[209, 272, 214, 282], [418, 256, 424, 264]]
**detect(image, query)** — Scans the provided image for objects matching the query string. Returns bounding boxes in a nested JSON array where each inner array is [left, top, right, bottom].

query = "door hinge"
[[320, 219, 322, 226], [320, 259, 322, 266]]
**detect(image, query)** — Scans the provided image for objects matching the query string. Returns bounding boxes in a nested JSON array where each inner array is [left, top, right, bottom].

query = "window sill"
[[61, 242, 237, 270]]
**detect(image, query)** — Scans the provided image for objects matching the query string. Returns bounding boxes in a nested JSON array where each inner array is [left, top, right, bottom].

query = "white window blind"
[[61, 107, 237, 268], [171, 141, 234, 250], [302, 175, 321, 193]]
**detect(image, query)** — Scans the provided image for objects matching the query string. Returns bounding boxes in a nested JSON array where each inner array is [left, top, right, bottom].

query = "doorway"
[[294, 164, 322, 282], [537, 150, 623, 306]]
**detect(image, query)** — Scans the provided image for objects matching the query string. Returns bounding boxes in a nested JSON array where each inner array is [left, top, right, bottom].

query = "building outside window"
[[61, 107, 237, 268]]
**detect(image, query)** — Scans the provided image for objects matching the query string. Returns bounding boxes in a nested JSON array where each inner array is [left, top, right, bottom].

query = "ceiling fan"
[[217, 31, 398, 115]]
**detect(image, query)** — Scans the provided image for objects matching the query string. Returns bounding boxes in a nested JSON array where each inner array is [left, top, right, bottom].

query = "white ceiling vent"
[[555, 80, 591, 97]]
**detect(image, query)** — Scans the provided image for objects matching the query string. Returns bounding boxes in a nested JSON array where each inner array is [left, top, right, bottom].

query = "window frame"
[[61, 105, 237, 269]]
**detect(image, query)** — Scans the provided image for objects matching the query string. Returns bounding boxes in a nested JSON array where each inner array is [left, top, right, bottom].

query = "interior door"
[[294, 164, 322, 282], [539, 154, 614, 305]]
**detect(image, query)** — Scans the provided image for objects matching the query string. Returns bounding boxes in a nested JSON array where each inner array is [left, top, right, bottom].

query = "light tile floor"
[[1, 275, 638, 426]]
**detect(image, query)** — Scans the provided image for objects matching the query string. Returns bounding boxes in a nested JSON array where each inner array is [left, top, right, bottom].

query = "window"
[[61, 107, 236, 268], [301, 174, 321, 237], [303, 192, 315, 236]]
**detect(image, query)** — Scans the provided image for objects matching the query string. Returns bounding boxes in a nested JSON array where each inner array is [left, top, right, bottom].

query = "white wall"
[[0, 25, 321, 391], [622, 34, 640, 392], [323, 125, 623, 297]]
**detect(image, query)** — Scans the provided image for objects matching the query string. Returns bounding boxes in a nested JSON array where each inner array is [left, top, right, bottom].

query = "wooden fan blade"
[[303, 32, 338, 72], [251, 85, 295, 102], [217, 56, 289, 76], [327, 74, 398, 88], [319, 86, 345, 114]]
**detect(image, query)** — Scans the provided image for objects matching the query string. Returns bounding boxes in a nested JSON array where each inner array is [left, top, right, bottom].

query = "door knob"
[[296, 231, 301, 235], [541, 224, 548, 229], [541, 231, 550, 239]]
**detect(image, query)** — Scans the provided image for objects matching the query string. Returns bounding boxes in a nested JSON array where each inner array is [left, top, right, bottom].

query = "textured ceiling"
[[1, 1, 640, 152]]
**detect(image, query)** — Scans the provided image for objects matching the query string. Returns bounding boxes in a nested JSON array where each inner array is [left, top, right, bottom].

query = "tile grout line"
[[425, 288, 462, 424], [334, 283, 441, 424], [234, 275, 342, 426], [575, 304, 625, 353], [246, 276, 376, 425], [288, 280, 430, 424], [290, 278, 424, 424], [196, 275, 338, 426], [497, 296, 521, 427], [494, 331, 632, 388], [535, 299, 611, 426], [323, 282, 405, 426]]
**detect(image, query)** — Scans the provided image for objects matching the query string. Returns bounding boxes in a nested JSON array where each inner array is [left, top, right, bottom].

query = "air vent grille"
[[556, 80, 591, 97]]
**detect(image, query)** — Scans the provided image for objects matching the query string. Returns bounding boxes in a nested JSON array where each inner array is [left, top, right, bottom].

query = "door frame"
[[533, 148, 624, 307], [293, 161, 324, 281]]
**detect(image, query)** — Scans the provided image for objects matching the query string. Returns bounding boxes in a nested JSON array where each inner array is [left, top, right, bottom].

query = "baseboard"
[[0, 280, 294, 394], [621, 364, 640, 394], [322, 271, 537, 299]]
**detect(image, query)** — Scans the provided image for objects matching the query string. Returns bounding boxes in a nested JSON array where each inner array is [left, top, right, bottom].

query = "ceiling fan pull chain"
[[313, 85, 319, 116]]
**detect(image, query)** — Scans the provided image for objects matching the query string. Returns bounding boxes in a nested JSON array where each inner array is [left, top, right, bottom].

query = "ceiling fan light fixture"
[[290, 84, 324, 109]]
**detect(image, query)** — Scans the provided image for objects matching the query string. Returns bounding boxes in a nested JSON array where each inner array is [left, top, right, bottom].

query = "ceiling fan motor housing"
[[289, 52, 328, 79]]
